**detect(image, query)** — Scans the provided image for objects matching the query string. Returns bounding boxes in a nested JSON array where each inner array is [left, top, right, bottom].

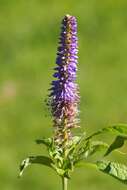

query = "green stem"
[[62, 177, 68, 190]]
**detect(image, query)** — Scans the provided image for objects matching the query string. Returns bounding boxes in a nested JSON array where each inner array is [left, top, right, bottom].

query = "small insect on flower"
[[48, 14, 80, 147]]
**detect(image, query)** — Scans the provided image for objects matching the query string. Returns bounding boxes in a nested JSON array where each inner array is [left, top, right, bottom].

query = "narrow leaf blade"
[[97, 160, 127, 184], [19, 155, 53, 177], [86, 124, 127, 141], [35, 138, 52, 147], [74, 140, 108, 164], [104, 136, 127, 156], [88, 141, 108, 157]]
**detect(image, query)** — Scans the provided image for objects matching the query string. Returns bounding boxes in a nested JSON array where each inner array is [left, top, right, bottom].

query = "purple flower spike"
[[49, 15, 80, 146]]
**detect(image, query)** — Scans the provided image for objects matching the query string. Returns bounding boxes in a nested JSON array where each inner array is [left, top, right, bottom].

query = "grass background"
[[1, 0, 127, 189]]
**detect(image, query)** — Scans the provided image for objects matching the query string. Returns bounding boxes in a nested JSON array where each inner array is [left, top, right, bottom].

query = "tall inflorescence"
[[49, 14, 80, 148]]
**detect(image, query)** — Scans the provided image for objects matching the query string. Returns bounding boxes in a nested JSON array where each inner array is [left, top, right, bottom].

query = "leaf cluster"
[[19, 124, 127, 184]]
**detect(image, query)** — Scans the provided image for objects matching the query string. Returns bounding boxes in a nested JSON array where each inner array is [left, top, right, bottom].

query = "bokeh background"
[[1, 0, 127, 189]]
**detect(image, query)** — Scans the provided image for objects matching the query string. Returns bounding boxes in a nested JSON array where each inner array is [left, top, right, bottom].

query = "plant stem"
[[62, 177, 68, 190]]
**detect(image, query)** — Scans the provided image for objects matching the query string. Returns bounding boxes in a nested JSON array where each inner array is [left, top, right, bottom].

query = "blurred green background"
[[1, 0, 127, 189]]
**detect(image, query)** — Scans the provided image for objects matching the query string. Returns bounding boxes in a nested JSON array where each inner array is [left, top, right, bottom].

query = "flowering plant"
[[19, 15, 127, 190]]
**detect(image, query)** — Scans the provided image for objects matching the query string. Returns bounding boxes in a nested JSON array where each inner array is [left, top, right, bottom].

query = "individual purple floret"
[[49, 14, 80, 147]]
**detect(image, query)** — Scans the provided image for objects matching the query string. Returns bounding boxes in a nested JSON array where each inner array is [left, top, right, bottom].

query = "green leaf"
[[75, 161, 97, 169], [104, 136, 127, 156], [35, 138, 52, 147], [65, 134, 85, 156], [71, 133, 86, 153], [75, 140, 108, 161], [51, 164, 65, 176], [51, 162, 71, 178], [97, 160, 127, 184], [87, 141, 108, 157], [19, 155, 53, 177], [86, 124, 127, 141]]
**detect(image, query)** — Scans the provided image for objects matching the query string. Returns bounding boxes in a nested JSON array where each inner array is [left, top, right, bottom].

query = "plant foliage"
[[19, 124, 127, 184]]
